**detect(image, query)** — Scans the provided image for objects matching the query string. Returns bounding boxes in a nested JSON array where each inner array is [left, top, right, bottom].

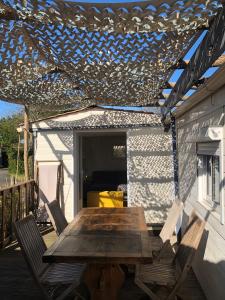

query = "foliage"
[[0, 112, 23, 147], [0, 111, 24, 175], [7, 147, 24, 175]]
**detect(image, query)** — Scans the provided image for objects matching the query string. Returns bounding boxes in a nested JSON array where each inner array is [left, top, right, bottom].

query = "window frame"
[[197, 141, 224, 223], [198, 154, 220, 208]]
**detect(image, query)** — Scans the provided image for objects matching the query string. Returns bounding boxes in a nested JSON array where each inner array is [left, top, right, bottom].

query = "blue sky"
[[0, 101, 22, 118]]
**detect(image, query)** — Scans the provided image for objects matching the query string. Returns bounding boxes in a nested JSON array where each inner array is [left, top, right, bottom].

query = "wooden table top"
[[43, 207, 152, 264]]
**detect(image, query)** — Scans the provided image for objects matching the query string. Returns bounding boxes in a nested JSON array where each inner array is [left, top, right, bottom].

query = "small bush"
[[7, 147, 24, 176]]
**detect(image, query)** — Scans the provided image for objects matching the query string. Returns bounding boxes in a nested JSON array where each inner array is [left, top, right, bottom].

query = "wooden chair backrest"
[[175, 212, 205, 272], [13, 215, 47, 278], [167, 212, 205, 300], [159, 200, 183, 243], [45, 200, 68, 235]]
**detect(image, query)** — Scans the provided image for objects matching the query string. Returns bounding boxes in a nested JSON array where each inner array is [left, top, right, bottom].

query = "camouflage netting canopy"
[[0, 0, 223, 115]]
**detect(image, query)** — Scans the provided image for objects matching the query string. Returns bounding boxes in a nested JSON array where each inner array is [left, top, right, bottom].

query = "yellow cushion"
[[87, 191, 124, 208]]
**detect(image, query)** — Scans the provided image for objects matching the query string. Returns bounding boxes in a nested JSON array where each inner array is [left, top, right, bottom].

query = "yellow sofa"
[[87, 191, 124, 208]]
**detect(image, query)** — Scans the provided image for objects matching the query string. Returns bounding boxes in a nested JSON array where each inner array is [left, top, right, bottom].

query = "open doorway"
[[80, 132, 127, 208]]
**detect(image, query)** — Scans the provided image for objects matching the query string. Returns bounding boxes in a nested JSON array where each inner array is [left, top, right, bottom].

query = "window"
[[197, 142, 221, 208]]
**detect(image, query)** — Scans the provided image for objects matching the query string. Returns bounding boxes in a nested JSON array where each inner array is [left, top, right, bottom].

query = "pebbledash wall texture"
[[31, 106, 175, 224], [127, 127, 175, 223]]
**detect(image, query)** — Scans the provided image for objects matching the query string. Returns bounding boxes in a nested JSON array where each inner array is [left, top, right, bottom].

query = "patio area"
[[0, 227, 206, 300], [0, 229, 146, 300], [2, 222, 152, 300], [1, 0, 225, 299]]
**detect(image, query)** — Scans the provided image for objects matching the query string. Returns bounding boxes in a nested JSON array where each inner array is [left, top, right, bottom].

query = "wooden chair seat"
[[137, 262, 176, 286], [41, 263, 86, 286], [135, 213, 205, 300]]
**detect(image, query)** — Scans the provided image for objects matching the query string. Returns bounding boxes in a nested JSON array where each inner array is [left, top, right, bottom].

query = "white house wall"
[[32, 108, 175, 224], [127, 127, 175, 224], [177, 85, 225, 299], [34, 130, 75, 221]]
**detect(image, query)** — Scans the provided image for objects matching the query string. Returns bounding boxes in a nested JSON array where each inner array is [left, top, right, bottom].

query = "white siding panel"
[[63, 184, 74, 222]]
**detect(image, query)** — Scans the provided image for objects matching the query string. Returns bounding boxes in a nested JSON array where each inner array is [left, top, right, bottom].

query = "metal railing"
[[0, 180, 37, 248]]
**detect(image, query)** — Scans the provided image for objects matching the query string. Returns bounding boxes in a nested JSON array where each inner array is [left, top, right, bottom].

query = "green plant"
[[7, 147, 24, 175], [0, 112, 24, 175]]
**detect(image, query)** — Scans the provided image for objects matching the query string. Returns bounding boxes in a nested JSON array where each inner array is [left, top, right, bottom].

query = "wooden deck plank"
[[0, 230, 57, 300], [177, 269, 206, 300]]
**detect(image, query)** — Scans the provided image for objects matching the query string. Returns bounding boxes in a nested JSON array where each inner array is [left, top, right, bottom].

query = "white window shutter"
[[197, 142, 220, 156]]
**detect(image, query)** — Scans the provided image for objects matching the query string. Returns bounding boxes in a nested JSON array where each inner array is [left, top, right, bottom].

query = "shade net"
[[0, 1, 222, 116]]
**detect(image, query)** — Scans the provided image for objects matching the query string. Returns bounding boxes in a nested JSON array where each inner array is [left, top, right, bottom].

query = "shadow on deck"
[[0, 229, 147, 300]]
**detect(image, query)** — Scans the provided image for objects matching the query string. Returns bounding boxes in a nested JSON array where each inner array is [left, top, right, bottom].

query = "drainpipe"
[[171, 115, 179, 198], [220, 122, 224, 225]]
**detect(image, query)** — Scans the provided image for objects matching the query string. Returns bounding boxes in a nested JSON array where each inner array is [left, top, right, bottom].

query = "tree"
[[0, 111, 24, 175]]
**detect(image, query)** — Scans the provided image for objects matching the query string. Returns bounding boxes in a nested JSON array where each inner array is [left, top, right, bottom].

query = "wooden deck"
[[0, 228, 206, 300], [0, 228, 147, 300]]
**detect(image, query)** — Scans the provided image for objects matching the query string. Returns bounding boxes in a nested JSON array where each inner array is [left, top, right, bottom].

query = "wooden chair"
[[149, 200, 183, 255], [13, 215, 86, 300], [135, 213, 205, 300], [45, 200, 68, 235]]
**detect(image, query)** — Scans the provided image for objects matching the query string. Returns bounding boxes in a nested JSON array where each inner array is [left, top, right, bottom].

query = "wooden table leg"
[[84, 264, 125, 300]]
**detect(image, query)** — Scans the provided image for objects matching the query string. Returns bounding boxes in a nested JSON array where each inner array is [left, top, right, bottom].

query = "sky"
[[0, 101, 22, 118]]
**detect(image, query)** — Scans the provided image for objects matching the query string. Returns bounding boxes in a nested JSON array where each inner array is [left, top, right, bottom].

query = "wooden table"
[[43, 207, 152, 300]]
